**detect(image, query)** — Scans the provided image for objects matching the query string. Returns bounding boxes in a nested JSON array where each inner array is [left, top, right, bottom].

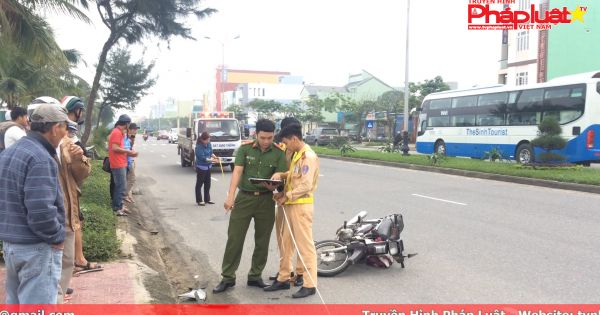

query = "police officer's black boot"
[[263, 279, 290, 292], [213, 280, 235, 293], [292, 287, 316, 298]]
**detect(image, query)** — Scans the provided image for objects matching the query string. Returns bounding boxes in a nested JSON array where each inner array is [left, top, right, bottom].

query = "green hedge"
[[80, 161, 120, 261], [313, 147, 600, 186]]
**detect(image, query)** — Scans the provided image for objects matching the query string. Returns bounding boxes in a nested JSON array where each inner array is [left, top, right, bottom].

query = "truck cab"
[[178, 112, 241, 171]]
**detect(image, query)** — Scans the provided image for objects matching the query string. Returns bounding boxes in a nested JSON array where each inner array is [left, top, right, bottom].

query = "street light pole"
[[401, 0, 411, 155]]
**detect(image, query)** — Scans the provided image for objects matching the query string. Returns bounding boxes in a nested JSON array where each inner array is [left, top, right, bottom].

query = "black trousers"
[[195, 168, 211, 203]]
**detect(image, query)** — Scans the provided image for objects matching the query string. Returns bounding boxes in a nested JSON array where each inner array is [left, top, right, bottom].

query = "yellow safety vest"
[[285, 145, 318, 205]]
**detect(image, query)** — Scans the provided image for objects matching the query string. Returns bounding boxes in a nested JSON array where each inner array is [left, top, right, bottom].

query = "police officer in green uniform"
[[213, 119, 288, 293]]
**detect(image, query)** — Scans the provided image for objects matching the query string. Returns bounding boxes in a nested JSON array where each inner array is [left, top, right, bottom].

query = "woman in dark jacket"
[[195, 132, 217, 206]]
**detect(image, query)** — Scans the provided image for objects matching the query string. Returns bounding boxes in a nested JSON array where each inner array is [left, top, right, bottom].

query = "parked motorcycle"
[[315, 211, 416, 277]]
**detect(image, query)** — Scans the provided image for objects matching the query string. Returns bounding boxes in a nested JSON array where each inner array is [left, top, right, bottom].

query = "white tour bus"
[[416, 71, 600, 165]]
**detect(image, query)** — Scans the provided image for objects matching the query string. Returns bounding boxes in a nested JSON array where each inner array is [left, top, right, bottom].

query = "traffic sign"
[[366, 121, 374, 129]]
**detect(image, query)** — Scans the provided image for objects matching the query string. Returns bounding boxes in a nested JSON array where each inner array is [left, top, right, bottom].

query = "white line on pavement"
[[319, 174, 324, 177], [211, 177, 218, 181], [161, 154, 167, 158], [411, 193, 467, 206]]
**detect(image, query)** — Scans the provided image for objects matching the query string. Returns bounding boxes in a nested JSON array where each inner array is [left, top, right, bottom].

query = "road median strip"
[[313, 147, 600, 195]]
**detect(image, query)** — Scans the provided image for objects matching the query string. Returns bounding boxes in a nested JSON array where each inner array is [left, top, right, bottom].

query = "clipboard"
[[249, 178, 283, 186]]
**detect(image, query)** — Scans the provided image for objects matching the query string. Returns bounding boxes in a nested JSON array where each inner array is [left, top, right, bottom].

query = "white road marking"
[[211, 177, 219, 181], [161, 154, 167, 158], [411, 193, 467, 206], [319, 174, 324, 177], [149, 150, 155, 153]]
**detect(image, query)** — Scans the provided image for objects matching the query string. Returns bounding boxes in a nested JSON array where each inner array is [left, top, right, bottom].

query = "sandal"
[[115, 210, 128, 216], [74, 261, 103, 271]]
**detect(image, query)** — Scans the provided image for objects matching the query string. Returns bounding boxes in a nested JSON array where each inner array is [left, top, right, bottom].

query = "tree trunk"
[[96, 105, 105, 129], [81, 36, 115, 145]]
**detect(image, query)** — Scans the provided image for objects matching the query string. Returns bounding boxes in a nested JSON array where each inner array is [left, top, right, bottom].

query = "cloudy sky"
[[48, 0, 503, 116]]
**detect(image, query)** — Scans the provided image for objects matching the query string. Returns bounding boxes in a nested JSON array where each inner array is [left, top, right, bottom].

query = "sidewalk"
[[0, 261, 137, 304]]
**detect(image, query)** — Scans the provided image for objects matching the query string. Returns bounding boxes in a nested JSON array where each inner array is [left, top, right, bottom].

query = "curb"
[[319, 154, 600, 195]]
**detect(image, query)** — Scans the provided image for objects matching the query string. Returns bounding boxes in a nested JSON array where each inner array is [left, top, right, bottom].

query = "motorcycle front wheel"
[[315, 240, 351, 277]]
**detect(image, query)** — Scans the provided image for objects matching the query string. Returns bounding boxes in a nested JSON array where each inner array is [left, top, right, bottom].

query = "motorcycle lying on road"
[[315, 211, 416, 277]]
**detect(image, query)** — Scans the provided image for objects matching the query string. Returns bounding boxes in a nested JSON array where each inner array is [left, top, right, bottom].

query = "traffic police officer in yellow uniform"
[[213, 119, 288, 294], [265, 123, 320, 298], [271, 117, 304, 287]]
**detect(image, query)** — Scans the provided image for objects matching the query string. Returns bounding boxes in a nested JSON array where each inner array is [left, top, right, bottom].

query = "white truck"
[[178, 112, 241, 171]]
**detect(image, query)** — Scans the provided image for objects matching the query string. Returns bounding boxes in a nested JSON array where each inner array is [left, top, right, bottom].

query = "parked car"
[[157, 130, 169, 140], [348, 130, 362, 142], [305, 127, 342, 146], [168, 128, 179, 143]]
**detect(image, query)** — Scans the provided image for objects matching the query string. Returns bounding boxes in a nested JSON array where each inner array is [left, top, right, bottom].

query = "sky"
[[47, 0, 504, 117]]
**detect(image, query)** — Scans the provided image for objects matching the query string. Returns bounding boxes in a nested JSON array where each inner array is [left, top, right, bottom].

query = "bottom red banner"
[[0, 304, 598, 315]]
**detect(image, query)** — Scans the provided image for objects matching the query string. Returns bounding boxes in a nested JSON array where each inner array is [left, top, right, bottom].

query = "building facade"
[[499, 0, 598, 84]]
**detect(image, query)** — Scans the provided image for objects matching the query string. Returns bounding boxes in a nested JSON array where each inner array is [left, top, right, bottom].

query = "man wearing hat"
[[108, 114, 137, 216], [0, 103, 73, 304]]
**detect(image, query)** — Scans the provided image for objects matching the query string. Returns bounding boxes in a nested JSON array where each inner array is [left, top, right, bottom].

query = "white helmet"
[[27, 96, 61, 118]]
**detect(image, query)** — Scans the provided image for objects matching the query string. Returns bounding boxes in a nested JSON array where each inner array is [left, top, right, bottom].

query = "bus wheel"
[[516, 143, 534, 164], [434, 140, 446, 155]]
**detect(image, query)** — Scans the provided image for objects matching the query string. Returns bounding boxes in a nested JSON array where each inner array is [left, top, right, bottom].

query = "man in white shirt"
[[0, 107, 29, 151]]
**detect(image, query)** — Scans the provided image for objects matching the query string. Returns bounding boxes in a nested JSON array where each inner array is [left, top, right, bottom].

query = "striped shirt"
[[0, 132, 66, 245]]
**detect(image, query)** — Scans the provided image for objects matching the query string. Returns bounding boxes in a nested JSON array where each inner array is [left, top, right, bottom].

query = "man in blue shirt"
[[0, 103, 72, 304]]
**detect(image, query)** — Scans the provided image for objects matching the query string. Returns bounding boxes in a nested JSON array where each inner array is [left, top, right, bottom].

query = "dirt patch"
[[120, 176, 238, 304]]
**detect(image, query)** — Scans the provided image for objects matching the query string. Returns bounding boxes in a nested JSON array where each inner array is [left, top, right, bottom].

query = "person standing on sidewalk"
[[0, 103, 71, 304], [265, 123, 320, 298], [125, 123, 140, 204], [56, 121, 91, 303], [213, 119, 288, 294], [109, 114, 137, 216], [60, 97, 104, 277], [0, 106, 29, 152], [195, 131, 218, 206]]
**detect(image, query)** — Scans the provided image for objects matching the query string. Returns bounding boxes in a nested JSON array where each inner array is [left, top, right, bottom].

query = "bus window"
[[428, 116, 450, 127], [452, 96, 477, 108], [507, 112, 541, 125], [429, 98, 451, 110], [478, 93, 508, 107], [516, 89, 544, 111], [542, 85, 585, 124], [451, 115, 476, 127], [477, 114, 505, 126]]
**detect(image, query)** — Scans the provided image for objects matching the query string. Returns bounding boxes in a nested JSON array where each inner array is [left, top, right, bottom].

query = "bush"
[[327, 137, 350, 149], [378, 143, 400, 153], [483, 147, 505, 162], [427, 152, 446, 166], [339, 143, 356, 156], [80, 161, 120, 261], [531, 117, 567, 163]]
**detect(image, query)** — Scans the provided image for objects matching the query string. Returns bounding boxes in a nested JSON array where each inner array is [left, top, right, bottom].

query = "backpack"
[[102, 157, 112, 173]]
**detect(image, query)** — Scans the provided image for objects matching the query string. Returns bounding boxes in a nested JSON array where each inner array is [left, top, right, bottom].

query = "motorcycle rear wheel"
[[316, 240, 351, 277]]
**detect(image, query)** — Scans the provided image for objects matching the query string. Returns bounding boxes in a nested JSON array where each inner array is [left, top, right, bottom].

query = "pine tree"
[[531, 117, 567, 163]]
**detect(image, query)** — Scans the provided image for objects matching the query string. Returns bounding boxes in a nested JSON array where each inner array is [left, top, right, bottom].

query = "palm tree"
[[0, 0, 91, 109]]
